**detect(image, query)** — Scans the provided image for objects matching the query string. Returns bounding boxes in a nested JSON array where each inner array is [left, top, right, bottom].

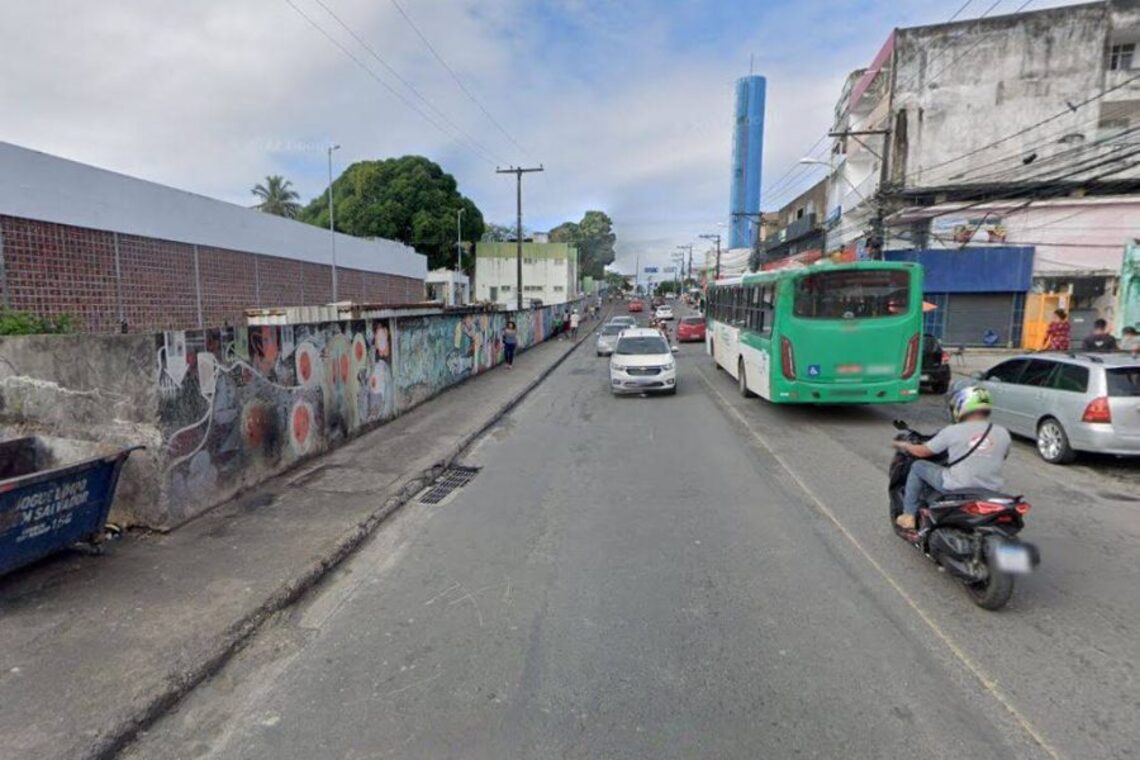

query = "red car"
[[628, 299, 645, 313], [676, 315, 706, 342]]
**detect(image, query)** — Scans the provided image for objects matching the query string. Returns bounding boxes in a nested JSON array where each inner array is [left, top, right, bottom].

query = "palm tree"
[[251, 175, 302, 218]]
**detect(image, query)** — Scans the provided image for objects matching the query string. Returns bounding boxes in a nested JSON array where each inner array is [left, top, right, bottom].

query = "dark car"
[[920, 334, 951, 394]]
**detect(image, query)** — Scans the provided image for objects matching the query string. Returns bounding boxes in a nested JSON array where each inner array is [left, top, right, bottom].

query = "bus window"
[[793, 270, 910, 319], [760, 285, 775, 335]]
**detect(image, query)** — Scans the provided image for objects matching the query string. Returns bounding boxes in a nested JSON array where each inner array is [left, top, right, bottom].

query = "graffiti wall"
[[155, 302, 575, 525]]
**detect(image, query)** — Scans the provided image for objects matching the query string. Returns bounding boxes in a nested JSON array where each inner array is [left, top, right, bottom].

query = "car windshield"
[[615, 336, 669, 355], [793, 270, 911, 319], [681, 317, 703, 325], [601, 325, 623, 336], [1106, 367, 1140, 396]]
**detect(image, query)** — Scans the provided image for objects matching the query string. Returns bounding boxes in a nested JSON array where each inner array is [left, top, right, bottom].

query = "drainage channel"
[[415, 465, 481, 505]]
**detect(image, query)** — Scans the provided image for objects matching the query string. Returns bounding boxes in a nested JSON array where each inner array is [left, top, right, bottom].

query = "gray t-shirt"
[[926, 420, 1011, 492]]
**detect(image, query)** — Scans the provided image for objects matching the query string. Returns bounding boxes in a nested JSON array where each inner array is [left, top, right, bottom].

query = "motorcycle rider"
[[893, 386, 1011, 531]]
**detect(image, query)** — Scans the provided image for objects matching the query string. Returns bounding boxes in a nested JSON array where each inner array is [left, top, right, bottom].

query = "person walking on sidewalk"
[[570, 309, 580, 339], [502, 321, 518, 369]]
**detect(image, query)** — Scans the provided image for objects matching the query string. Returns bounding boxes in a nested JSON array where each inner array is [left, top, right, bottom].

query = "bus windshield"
[[793, 270, 911, 319]]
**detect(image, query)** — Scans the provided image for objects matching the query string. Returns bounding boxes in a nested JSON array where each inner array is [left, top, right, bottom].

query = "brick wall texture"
[[0, 215, 424, 332]]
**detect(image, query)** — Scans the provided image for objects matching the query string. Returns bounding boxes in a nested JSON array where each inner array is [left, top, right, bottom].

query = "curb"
[[92, 314, 602, 760]]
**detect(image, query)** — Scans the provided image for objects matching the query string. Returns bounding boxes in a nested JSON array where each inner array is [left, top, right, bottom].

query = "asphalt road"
[[125, 306, 1139, 760]]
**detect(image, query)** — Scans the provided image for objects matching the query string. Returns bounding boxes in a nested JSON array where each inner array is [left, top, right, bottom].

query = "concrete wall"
[[0, 333, 165, 526], [2, 302, 577, 529]]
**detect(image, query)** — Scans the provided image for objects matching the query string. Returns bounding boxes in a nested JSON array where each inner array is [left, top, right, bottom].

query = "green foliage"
[[298, 156, 485, 271], [604, 271, 631, 292], [549, 211, 616, 279], [482, 223, 519, 242], [0, 309, 76, 336], [655, 280, 680, 295], [251, 175, 302, 218]]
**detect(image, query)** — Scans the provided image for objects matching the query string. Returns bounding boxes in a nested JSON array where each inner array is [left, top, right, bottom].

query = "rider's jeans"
[[904, 460, 946, 516]]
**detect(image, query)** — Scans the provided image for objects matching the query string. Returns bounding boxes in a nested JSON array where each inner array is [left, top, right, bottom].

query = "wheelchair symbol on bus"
[[807, 364, 821, 377]]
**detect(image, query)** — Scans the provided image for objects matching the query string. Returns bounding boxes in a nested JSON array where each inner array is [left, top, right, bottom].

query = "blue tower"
[[729, 75, 766, 250]]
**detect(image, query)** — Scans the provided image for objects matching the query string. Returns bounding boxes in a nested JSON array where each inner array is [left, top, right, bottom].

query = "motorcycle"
[[888, 420, 1040, 610]]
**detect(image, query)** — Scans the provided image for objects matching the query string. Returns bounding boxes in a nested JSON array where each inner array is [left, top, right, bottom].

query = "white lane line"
[[698, 367, 1063, 760]]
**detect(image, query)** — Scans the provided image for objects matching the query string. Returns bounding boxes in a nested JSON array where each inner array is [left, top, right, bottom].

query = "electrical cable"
[[281, 0, 500, 166], [387, 0, 531, 159]]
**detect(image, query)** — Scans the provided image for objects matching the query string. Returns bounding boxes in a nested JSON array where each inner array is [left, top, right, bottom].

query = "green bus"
[[707, 261, 924, 404]]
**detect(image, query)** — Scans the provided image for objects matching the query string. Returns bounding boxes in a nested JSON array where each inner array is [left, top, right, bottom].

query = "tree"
[[298, 156, 485, 271], [604, 271, 631, 292], [251, 175, 302, 218], [482, 223, 520, 242], [549, 210, 616, 279]]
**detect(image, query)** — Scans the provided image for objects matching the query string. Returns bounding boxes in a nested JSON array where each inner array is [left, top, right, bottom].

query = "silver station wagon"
[[958, 352, 1140, 464]]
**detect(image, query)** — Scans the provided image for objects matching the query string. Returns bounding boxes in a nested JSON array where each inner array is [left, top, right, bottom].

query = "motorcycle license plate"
[[994, 543, 1032, 574]]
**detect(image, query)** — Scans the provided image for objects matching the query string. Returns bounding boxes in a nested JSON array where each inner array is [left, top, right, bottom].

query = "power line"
[[388, 0, 531, 159], [904, 70, 1140, 183], [281, 0, 500, 166], [309, 0, 505, 164]]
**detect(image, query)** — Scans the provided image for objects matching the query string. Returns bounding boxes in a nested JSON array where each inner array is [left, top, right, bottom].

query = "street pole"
[[327, 144, 341, 302], [456, 208, 464, 306], [496, 165, 544, 310], [699, 233, 721, 280]]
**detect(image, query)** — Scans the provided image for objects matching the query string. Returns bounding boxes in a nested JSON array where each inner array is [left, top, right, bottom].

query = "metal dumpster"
[[0, 436, 142, 576]]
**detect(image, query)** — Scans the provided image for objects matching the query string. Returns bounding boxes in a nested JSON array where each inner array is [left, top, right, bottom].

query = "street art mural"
[[156, 303, 573, 522]]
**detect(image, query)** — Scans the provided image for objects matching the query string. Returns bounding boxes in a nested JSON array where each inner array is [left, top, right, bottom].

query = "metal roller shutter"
[[944, 293, 1016, 347]]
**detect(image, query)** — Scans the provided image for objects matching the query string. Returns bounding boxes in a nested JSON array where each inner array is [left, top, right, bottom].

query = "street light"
[[327, 144, 341, 302]]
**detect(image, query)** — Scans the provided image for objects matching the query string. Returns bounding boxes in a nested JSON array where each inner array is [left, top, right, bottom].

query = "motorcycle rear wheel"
[[966, 569, 1015, 610]]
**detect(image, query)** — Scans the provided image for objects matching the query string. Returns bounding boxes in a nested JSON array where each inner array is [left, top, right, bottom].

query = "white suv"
[[609, 328, 677, 395]]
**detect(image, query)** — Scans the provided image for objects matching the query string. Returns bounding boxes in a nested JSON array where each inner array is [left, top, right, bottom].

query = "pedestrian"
[[502, 320, 518, 369], [1042, 309, 1071, 351], [570, 309, 580, 339], [1082, 318, 1118, 352], [553, 312, 564, 339], [1121, 325, 1139, 357]]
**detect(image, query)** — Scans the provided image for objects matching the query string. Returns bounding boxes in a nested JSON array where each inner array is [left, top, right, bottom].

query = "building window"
[[501, 285, 511, 291], [1109, 43, 1135, 71], [553, 285, 564, 291], [524, 285, 543, 292]]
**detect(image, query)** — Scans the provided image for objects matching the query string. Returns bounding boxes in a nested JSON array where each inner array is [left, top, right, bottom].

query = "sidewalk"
[[0, 318, 602, 760]]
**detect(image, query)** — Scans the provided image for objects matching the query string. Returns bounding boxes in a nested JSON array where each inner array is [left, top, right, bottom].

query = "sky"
[[0, 0, 1092, 274]]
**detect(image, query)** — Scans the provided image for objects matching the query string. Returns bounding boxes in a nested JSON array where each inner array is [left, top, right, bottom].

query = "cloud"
[[1, 0, 1095, 275]]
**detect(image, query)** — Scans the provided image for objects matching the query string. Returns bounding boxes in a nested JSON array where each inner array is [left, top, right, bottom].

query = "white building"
[[475, 241, 579, 307], [424, 269, 470, 306]]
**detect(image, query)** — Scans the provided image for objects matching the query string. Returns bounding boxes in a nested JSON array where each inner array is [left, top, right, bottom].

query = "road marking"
[[698, 368, 1064, 760]]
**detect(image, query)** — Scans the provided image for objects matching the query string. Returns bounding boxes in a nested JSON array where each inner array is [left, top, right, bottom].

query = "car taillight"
[[1015, 502, 1031, 515], [901, 333, 920, 379], [964, 501, 1008, 516], [941, 351, 950, 365], [780, 337, 796, 380], [1081, 396, 1112, 423]]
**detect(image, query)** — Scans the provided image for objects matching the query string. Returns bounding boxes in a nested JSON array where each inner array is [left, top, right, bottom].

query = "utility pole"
[[496, 165, 544, 310], [327, 144, 341, 302], [675, 244, 691, 290], [698, 233, 721, 280], [828, 128, 891, 259]]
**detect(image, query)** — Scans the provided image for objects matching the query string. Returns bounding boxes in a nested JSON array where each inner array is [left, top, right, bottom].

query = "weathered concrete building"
[[474, 241, 579, 307], [814, 0, 1140, 341]]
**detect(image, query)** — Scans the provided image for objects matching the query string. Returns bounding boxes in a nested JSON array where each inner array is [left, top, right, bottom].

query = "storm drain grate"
[[417, 466, 481, 504]]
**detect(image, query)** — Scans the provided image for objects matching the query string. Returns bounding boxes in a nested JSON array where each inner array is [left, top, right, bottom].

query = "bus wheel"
[[738, 359, 754, 398]]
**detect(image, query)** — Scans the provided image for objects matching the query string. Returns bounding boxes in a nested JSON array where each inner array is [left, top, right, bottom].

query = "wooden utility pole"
[[496, 165, 544, 310]]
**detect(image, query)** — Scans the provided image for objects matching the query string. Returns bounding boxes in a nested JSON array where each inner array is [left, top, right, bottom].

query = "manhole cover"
[[417, 466, 481, 504]]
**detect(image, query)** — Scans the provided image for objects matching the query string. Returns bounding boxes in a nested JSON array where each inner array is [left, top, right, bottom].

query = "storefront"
[[884, 247, 1035, 347]]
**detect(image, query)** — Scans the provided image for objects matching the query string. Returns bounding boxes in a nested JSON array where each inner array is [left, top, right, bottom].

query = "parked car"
[[954, 352, 1140, 463], [609, 328, 677, 395], [920, 334, 951, 394], [676, 315, 706, 343], [596, 323, 625, 356], [655, 305, 674, 321]]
